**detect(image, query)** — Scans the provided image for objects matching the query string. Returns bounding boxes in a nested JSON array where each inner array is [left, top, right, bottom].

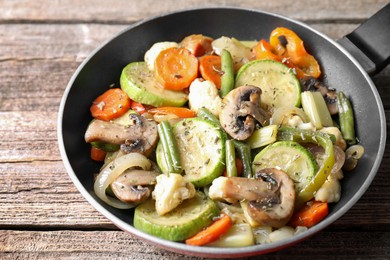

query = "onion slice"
[[94, 153, 151, 209], [270, 106, 309, 126]]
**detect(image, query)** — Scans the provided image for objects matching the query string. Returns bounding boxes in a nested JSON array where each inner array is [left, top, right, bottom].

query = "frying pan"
[[58, 5, 389, 258]]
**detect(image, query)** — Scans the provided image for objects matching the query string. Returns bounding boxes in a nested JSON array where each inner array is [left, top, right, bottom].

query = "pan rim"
[[57, 6, 387, 257]]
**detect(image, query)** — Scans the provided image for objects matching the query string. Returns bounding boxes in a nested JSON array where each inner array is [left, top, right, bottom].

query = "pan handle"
[[337, 3, 390, 76]]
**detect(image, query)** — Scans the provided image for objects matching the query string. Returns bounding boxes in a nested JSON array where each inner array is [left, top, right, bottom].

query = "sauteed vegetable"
[[85, 27, 364, 247]]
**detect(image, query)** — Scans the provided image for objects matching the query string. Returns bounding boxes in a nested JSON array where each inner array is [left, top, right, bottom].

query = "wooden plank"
[[0, 230, 389, 259], [0, 157, 389, 229], [1, 23, 389, 113], [0, 0, 388, 23]]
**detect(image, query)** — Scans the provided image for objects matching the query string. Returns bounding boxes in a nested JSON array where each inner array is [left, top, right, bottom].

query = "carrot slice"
[[90, 88, 131, 121], [148, 107, 196, 118], [130, 101, 154, 115], [181, 34, 213, 57], [185, 213, 233, 246], [154, 47, 199, 91], [289, 201, 329, 228], [199, 55, 222, 89], [90, 146, 107, 161]]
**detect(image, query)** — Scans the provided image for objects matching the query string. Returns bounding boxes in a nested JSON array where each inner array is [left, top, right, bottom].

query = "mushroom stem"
[[208, 168, 296, 228]]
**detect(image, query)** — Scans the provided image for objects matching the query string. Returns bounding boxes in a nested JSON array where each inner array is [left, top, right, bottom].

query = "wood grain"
[[0, 0, 388, 23], [0, 230, 389, 259]]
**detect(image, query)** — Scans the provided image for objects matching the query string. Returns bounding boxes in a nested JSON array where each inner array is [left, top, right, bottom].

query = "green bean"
[[196, 107, 221, 126], [225, 140, 237, 177], [220, 49, 235, 98], [157, 121, 182, 173], [337, 91, 356, 145], [232, 140, 252, 178]]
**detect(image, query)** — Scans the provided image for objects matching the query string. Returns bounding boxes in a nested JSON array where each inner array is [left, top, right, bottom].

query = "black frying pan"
[[58, 5, 389, 258]]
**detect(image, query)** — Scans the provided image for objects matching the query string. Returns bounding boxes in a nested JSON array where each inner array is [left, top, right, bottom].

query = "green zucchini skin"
[[134, 192, 220, 241], [156, 118, 226, 187], [120, 62, 188, 107], [235, 60, 301, 110]]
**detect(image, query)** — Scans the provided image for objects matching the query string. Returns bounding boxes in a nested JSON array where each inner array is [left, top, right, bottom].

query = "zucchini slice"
[[235, 60, 301, 111], [120, 62, 188, 107], [134, 192, 220, 241], [252, 141, 318, 193], [156, 118, 225, 187]]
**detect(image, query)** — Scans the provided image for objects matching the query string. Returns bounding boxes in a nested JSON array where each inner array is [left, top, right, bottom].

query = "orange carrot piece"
[[130, 101, 154, 115], [90, 146, 107, 161], [90, 88, 131, 121], [199, 55, 222, 89], [289, 201, 329, 228], [154, 47, 199, 91], [185, 214, 233, 246], [148, 107, 196, 118], [181, 34, 213, 57]]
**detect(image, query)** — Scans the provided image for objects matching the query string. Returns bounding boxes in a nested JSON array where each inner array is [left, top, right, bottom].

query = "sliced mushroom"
[[110, 165, 160, 204], [209, 168, 295, 228], [300, 77, 338, 115], [219, 85, 270, 140], [85, 114, 158, 156]]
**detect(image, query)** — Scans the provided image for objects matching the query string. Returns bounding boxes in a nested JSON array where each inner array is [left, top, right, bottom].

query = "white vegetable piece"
[[269, 226, 295, 243], [188, 79, 223, 117], [144, 41, 179, 71], [314, 174, 342, 203], [152, 173, 196, 215], [211, 36, 252, 71], [253, 226, 273, 245], [206, 223, 255, 247], [320, 126, 347, 151]]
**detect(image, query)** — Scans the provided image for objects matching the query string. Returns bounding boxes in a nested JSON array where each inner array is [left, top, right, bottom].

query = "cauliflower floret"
[[208, 176, 237, 204], [188, 79, 223, 117], [314, 174, 341, 203], [320, 126, 347, 151], [269, 226, 295, 243], [144, 41, 179, 71], [152, 173, 195, 216], [286, 115, 315, 130]]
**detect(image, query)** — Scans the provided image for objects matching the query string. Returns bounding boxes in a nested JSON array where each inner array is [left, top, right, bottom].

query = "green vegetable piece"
[[337, 91, 356, 145], [225, 140, 238, 177], [157, 121, 182, 174], [235, 60, 301, 110], [253, 140, 318, 195], [134, 192, 220, 241], [232, 140, 252, 178], [247, 125, 278, 149], [220, 49, 235, 98], [276, 127, 335, 208], [301, 91, 333, 129], [156, 118, 226, 187], [90, 141, 120, 152], [120, 62, 188, 107]]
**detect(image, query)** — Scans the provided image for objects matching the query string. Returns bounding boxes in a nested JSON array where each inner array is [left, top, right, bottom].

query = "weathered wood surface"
[[0, 0, 389, 259]]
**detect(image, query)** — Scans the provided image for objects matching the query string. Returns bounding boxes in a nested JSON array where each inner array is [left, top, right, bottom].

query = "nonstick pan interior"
[[58, 7, 386, 257]]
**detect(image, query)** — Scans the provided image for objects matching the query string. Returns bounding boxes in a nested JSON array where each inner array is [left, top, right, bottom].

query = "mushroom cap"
[[219, 85, 269, 140], [110, 168, 159, 204], [247, 168, 296, 228], [85, 114, 158, 156], [208, 168, 296, 228]]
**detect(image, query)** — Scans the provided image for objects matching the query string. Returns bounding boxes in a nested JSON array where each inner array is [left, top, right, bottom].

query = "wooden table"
[[1, 0, 389, 259]]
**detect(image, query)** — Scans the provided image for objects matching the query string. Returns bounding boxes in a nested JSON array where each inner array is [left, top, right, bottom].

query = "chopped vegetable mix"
[[84, 28, 363, 247]]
